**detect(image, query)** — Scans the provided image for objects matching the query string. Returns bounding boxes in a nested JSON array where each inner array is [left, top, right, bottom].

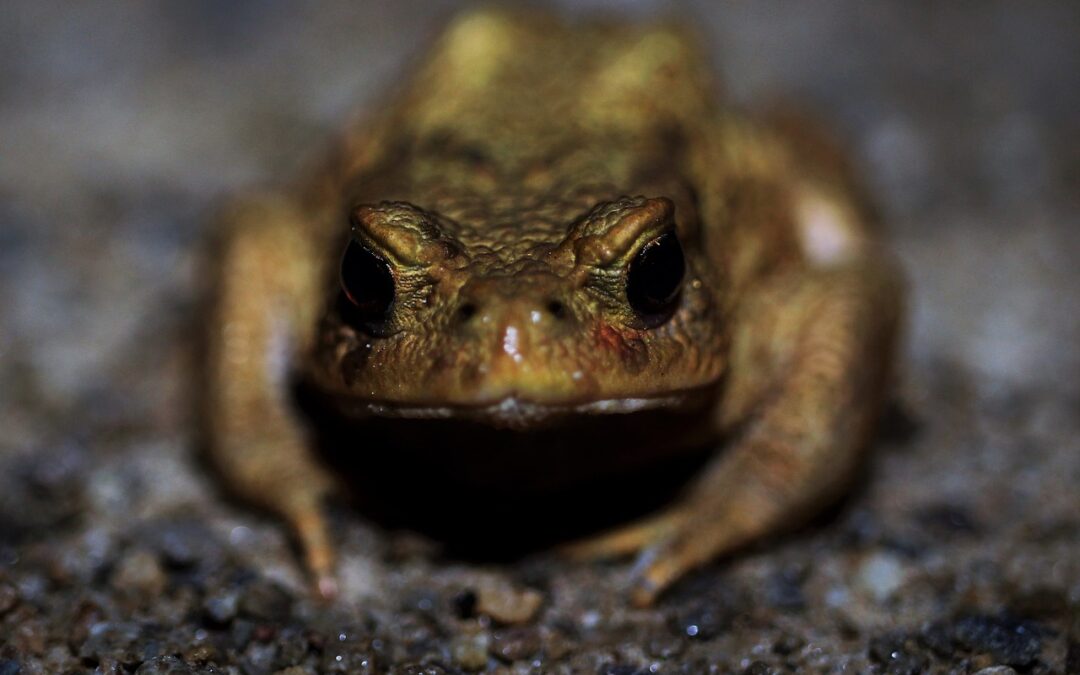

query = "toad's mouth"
[[328, 386, 718, 431], [305, 383, 722, 501]]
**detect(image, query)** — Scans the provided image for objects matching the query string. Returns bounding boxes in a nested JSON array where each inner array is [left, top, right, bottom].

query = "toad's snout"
[[453, 274, 577, 340], [448, 273, 587, 399]]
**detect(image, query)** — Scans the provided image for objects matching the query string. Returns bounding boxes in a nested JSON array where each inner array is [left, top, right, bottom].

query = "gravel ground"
[[1, 2, 1078, 673]]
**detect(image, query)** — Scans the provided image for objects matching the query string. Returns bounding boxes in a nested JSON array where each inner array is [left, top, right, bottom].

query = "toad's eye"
[[626, 231, 685, 318], [339, 240, 394, 325]]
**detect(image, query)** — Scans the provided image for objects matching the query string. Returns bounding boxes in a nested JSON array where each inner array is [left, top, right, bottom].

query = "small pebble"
[[580, 610, 601, 630], [139, 518, 220, 569], [182, 643, 219, 665], [914, 503, 980, 536], [597, 665, 644, 675], [133, 655, 195, 674], [669, 600, 731, 641], [856, 552, 905, 602], [451, 632, 490, 671], [403, 588, 439, 615], [41, 645, 76, 673], [541, 627, 573, 661], [952, 614, 1042, 668], [489, 626, 540, 662], [318, 640, 379, 673], [917, 621, 955, 657], [51, 527, 116, 585], [1005, 584, 1068, 618], [973, 668, 1017, 675], [111, 549, 167, 598], [867, 632, 928, 675], [645, 633, 684, 659], [202, 591, 239, 625], [78, 621, 143, 664], [772, 634, 804, 656], [0, 583, 18, 615], [230, 619, 256, 650], [243, 641, 278, 672], [275, 626, 311, 667], [764, 566, 806, 611], [16, 574, 47, 603], [474, 580, 543, 625], [397, 664, 449, 675], [239, 580, 293, 623]]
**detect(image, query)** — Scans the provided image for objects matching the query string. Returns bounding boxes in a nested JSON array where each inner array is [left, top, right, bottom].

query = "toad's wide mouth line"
[[367, 394, 687, 418], [328, 385, 720, 431]]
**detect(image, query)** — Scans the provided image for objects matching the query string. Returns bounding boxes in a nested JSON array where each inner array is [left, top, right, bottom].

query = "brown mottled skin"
[[203, 10, 902, 605]]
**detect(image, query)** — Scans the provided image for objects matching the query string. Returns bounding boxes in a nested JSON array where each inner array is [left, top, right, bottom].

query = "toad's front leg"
[[568, 253, 902, 606], [203, 195, 340, 598]]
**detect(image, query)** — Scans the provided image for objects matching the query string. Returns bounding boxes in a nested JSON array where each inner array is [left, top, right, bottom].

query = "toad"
[[203, 9, 902, 606]]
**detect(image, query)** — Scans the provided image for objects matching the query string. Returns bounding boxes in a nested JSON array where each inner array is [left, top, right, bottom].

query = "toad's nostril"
[[546, 299, 568, 320], [458, 302, 479, 322]]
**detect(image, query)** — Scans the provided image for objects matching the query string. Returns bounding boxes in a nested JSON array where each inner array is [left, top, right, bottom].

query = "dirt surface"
[[1, 2, 1078, 673]]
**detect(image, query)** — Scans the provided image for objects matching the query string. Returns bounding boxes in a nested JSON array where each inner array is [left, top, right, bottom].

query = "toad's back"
[[325, 13, 724, 263], [370, 11, 715, 161]]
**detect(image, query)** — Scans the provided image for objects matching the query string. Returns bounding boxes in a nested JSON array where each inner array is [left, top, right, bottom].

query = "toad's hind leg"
[[568, 213, 901, 607], [202, 195, 339, 598]]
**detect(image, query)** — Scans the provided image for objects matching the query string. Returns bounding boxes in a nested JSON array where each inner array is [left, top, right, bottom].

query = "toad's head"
[[309, 194, 727, 430]]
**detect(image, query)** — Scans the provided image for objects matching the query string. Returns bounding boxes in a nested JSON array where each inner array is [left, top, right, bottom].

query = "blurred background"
[[1, 2, 1077, 672]]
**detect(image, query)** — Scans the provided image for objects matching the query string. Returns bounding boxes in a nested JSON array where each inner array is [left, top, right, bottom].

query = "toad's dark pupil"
[[627, 231, 685, 317], [339, 240, 394, 322]]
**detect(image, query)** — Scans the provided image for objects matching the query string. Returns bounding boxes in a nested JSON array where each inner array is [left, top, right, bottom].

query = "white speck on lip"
[[572, 370, 583, 381], [530, 310, 542, 324], [503, 325, 523, 363]]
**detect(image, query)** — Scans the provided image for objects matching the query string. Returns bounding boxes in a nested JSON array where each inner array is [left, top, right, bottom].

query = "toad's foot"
[[288, 494, 339, 600]]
